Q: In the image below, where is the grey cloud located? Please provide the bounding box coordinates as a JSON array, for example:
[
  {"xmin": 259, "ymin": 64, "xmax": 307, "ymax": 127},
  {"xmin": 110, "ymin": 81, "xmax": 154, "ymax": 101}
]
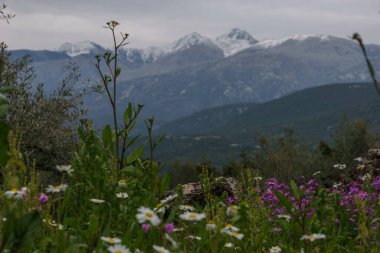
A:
[{"xmin": 1, "ymin": 0, "xmax": 379, "ymax": 50}]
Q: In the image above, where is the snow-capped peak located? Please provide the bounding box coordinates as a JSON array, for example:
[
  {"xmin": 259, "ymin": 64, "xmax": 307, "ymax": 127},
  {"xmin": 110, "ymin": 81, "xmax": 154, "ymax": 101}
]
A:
[
  {"xmin": 218, "ymin": 28, "xmax": 257, "ymax": 44},
  {"xmin": 58, "ymin": 41, "xmax": 104, "ymax": 57},
  {"xmin": 163, "ymin": 32, "xmax": 216, "ymax": 53},
  {"xmin": 255, "ymin": 34, "xmax": 332, "ymax": 49},
  {"xmin": 215, "ymin": 28, "xmax": 258, "ymax": 57}
]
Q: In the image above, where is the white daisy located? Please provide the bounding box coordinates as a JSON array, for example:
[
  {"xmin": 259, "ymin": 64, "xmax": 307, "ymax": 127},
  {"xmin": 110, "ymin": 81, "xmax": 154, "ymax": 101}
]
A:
[
  {"xmin": 136, "ymin": 207, "xmax": 161, "ymax": 226},
  {"xmin": 224, "ymin": 243, "xmax": 234, "ymax": 248},
  {"xmin": 300, "ymin": 233, "xmax": 326, "ymax": 242},
  {"xmin": 226, "ymin": 205, "xmax": 238, "ymax": 217},
  {"xmin": 277, "ymin": 214, "xmax": 291, "ymax": 221},
  {"xmin": 223, "ymin": 230, "xmax": 244, "ymax": 240},
  {"xmin": 206, "ymin": 220, "xmax": 216, "ymax": 231},
  {"xmin": 153, "ymin": 204, "xmax": 165, "ymax": 214},
  {"xmin": 153, "ymin": 245, "xmax": 170, "ymax": 253},
  {"xmin": 90, "ymin": 198, "xmax": 105, "ymax": 204},
  {"xmin": 56, "ymin": 165, "xmax": 73, "ymax": 176},
  {"xmin": 333, "ymin": 164, "xmax": 346, "ymax": 170},
  {"xmin": 107, "ymin": 244, "xmax": 131, "ymax": 253},
  {"xmin": 46, "ymin": 184, "xmax": 68, "ymax": 193},
  {"xmin": 116, "ymin": 192, "xmax": 129, "ymax": 198},
  {"xmin": 221, "ymin": 224, "xmax": 240, "ymax": 232},
  {"xmin": 179, "ymin": 212, "xmax": 206, "ymax": 221},
  {"xmin": 48, "ymin": 220, "xmax": 64, "ymax": 230},
  {"xmin": 185, "ymin": 235, "xmax": 202, "ymax": 240},
  {"xmin": 101, "ymin": 236, "xmax": 121, "ymax": 244},
  {"xmin": 360, "ymin": 173, "xmax": 371, "ymax": 181},
  {"xmin": 179, "ymin": 205, "xmax": 195, "ymax": 211},
  {"xmin": 4, "ymin": 188, "xmax": 27, "ymax": 200},
  {"xmin": 118, "ymin": 179, "xmax": 127, "ymax": 188},
  {"xmin": 270, "ymin": 246, "xmax": 282, "ymax": 253},
  {"xmin": 354, "ymin": 157, "xmax": 364, "ymax": 163},
  {"xmin": 160, "ymin": 194, "xmax": 178, "ymax": 204}
]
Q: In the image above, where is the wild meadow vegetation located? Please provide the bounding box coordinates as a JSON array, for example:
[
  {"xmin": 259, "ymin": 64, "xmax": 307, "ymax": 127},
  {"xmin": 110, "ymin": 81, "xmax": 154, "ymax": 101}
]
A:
[{"xmin": 2, "ymin": 15, "xmax": 380, "ymax": 252}]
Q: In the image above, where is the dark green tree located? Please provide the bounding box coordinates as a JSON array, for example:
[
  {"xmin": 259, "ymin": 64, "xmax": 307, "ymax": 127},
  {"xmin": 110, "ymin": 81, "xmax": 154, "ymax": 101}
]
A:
[{"xmin": 0, "ymin": 43, "xmax": 85, "ymax": 171}]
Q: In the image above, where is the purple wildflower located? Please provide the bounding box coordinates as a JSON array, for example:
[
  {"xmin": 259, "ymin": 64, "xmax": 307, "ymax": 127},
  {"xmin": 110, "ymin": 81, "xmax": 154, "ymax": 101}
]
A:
[
  {"xmin": 141, "ymin": 223, "xmax": 150, "ymax": 233},
  {"xmin": 38, "ymin": 193, "xmax": 49, "ymax": 204},
  {"xmin": 165, "ymin": 223, "xmax": 175, "ymax": 234}
]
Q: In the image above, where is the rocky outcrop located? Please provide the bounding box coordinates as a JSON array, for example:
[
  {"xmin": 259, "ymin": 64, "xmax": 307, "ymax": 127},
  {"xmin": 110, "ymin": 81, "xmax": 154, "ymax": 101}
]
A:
[
  {"xmin": 168, "ymin": 177, "xmax": 239, "ymax": 204},
  {"xmin": 355, "ymin": 149, "xmax": 380, "ymax": 176}
]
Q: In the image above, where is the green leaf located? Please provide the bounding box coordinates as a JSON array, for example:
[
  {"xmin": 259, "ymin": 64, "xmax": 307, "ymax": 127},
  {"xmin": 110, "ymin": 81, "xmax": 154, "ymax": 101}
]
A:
[
  {"xmin": 126, "ymin": 135, "xmax": 140, "ymax": 149},
  {"xmin": 121, "ymin": 165, "xmax": 143, "ymax": 177},
  {"xmin": 160, "ymin": 174, "xmax": 171, "ymax": 195},
  {"xmin": 290, "ymin": 180, "xmax": 300, "ymax": 199},
  {"xmin": 0, "ymin": 93, "xmax": 8, "ymax": 119},
  {"xmin": 231, "ymin": 215, "xmax": 241, "ymax": 223},
  {"xmin": 126, "ymin": 146, "xmax": 144, "ymax": 164},
  {"xmin": 102, "ymin": 124, "xmax": 113, "ymax": 149},
  {"xmin": 115, "ymin": 67, "xmax": 121, "ymax": 78},
  {"xmin": 104, "ymin": 75, "xmax": 109, "ymax": 85},
  {"xmin": 2, "ymin": 211, "xmax": 42, "ymax": 252},
  {"xmin": 86, "ymin": 214, "xmax": 100, "ymax": 241},
  {"xmin": 274, "ymin": 191, "xmax": 293, "ymax": 214},
  {"xmin": 0, "ymin": 104, "xmax": 8, "ymax": 118},
  {"xmin": 123, "ymin": 103, "xmax": 132, "ymax": 124},
  {"xmin": 153, "ymin": 133, "xmax": 166, "ymax": 149}
]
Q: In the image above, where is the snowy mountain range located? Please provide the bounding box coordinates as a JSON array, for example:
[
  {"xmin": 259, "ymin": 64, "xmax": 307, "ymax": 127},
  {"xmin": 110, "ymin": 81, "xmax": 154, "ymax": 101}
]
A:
[
  {"xmin": 56, "ymin": 28, "xmax": 260, "ymax": 63},
  {"xmin": 9, "ymin": 28, "xmax": 380, "ymax": 131},
  {"xmin": 55, "ymin": 29, "xmax": 342, "ymax": 63}
]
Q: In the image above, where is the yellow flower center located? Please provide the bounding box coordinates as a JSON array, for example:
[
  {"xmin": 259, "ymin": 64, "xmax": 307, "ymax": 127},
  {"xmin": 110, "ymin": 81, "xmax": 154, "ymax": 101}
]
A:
[
  {"xmin": 115, "ymin": 250, "xmax": 122, "ymax": 253},
  {"xmin": 189, "ymin": 213, "xmax": 197, "ymax": 219},
  {"xmin": 232, "ymin": 232, "xmax": 239, "ymax": 237},
  {"xmin": 108, "ymin": 238, "xmax": 114, "ymax": 243},
  {"xmin": 226, "ymin": 224, "xmax": 233, "ymax": 228},
  {"xmin": 145, "ymin": 212, "xmax": 153, "ymax": 218},
  {"xmin": 11, "ymin": 188, "xmax": 18, "ymax": 193},
  {"xmin": 207, "ymin": 220, "xmax": 215, "ymax": 224}
]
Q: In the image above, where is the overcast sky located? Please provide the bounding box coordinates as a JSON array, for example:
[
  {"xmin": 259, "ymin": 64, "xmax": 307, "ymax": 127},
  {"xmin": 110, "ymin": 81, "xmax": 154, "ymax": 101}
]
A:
[{"xmin": 2, "ymin": 0, "xmax": 380, "ymax": 50}]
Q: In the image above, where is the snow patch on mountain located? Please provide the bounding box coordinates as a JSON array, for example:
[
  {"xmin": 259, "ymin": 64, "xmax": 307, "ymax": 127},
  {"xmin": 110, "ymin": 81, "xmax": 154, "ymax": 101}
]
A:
[
  {"xmin": 255, "ymin": 34, "xmax": 332, "ymax": 49},
  {"xmin": 163, "ymin": 32, "xmax": 216, "ymax": 53},
  {"xmin": 58, "ymin": 41, "xmax": 103, "ymax": 57},
  {"xmin": 215, "ymin": 28, "xmax": 258, "ymax": 57},
  {"xmin": 125, "ymin": 32, "xmax": 219, "ymax": 64}
]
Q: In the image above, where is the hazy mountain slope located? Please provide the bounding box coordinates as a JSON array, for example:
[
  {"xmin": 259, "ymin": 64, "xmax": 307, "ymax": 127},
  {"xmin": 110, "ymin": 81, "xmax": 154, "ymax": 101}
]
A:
[
  {"xmin": 155, "ymin": 82, "xmax": 380, "ymax": 165},
  {"xmin": 158, "ymin": 103, "xmax": 257, "ymax": 135},
  {"xmin": 217, "ymin": 82, "xmax": 380, "ymax": 136}
]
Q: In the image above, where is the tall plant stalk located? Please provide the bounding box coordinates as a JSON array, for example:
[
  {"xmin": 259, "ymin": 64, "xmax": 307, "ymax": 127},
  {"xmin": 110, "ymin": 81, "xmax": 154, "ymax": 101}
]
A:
[
  {"xmin": 352, "ymin": 33, "xmax": 380, "ymax": 97},
  {"xmin": 95, "ymin": 21, "xmax": 142, "ymax": 172}
]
